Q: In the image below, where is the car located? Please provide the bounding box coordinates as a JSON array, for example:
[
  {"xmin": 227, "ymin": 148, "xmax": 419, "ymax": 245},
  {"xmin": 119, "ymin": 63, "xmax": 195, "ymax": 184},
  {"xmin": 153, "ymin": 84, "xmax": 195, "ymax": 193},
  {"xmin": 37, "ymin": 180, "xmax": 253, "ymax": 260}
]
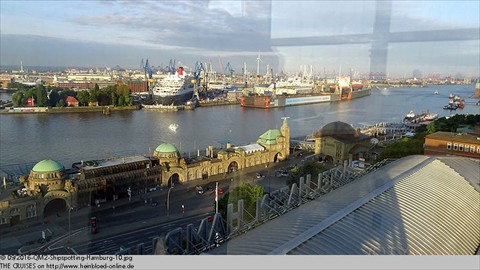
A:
[
  {"xmin": 255, "ymin": 173, "xmax": 265, "ymax": 179},
  {"xmin": 207, "ymin": 216, "xmax": 214, "ymax": 222},
  {"xmin": 196, "ymin": 185, "xmax": 204, "ymax": 194}
]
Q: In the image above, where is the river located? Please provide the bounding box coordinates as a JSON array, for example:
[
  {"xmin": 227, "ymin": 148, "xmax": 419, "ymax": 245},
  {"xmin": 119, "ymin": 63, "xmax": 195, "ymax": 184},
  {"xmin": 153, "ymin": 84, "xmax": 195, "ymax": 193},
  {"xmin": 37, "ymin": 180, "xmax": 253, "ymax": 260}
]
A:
[{"xmin": 0, "ymin": 84, "xmax": 478, "ymax": 175}]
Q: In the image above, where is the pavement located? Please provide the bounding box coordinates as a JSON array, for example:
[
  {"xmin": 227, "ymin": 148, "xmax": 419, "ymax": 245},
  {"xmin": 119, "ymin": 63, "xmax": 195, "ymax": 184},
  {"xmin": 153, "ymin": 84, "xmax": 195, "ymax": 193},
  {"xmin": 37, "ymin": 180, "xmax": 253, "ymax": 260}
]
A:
[{"xmin": 0, "ymin": 153, "xmax": 306, "ymax": 255}]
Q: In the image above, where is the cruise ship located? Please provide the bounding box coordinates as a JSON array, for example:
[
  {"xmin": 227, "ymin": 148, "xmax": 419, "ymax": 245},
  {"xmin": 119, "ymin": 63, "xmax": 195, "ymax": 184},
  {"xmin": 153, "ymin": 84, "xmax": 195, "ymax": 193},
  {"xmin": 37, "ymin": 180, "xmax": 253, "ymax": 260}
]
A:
[{"xmin": 151, "ymin": 67, "xmax": 196, "ymax": 105}]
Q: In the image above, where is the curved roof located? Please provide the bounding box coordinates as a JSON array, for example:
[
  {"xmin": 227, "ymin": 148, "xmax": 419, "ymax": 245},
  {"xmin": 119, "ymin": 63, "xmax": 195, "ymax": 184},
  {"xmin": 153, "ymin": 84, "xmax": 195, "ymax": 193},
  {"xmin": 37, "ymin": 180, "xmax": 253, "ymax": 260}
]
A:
[
  {"xmin": 315, "ymin": 121, "xmax": 357, "ymax": 137},
  {"xmin": 155, "ymin": 143, "xmax": 177, "ymax": 153},
  {"xmin": 32, "ymin": 159, "xmax": 64, "ymax": 172},
  {"xmin": 207, "ymin": 155, "xmax": 480, "ymax": 255}
]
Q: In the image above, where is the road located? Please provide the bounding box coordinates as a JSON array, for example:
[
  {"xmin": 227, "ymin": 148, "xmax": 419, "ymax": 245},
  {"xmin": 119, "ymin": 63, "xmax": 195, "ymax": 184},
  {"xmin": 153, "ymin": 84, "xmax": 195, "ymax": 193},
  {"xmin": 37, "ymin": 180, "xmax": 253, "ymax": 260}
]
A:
[{"xmin": 1, "ymin": 151, "xmax": 306, "ymax": 255}]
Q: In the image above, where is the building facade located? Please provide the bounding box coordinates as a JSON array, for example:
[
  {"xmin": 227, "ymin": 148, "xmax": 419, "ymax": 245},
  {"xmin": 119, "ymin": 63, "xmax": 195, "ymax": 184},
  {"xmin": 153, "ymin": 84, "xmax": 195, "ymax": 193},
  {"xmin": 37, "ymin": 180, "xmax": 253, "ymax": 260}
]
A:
[
  {"xmin": 154, "ymin": 118, "xmax": 290, "ymax": 186},
  {"xmin": 424, "ymin": 131, "xmax": 480, "ymax": 158},
  {"xmin": 313, "ymin": 121, "xmax": 371, "ymax": 164},
  {"xmin": 0, "ymin": 120, "xmax": 290, "ymax": 226}
]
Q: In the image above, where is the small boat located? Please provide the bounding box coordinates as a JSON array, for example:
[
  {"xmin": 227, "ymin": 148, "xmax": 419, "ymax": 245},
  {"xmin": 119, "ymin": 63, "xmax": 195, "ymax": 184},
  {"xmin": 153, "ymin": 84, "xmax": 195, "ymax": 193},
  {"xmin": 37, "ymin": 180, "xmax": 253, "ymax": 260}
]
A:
[
  {"xmin": 443, "ymin": 104, "xmax": 458, "ymax": 110},
  {"xmin": 434, "ymin": 90, "xmax": 439, "ymax": 95},
  {"xmin": 419, "ymin": 113, "xmax": 438, "ymax": 122},
  {"xmin": 405, "ymin": 110, "xmax": 416, "ymax": 119},
  {"xmin": 169, "ymin": 123, "xmax": 179, "ymax": 133}
]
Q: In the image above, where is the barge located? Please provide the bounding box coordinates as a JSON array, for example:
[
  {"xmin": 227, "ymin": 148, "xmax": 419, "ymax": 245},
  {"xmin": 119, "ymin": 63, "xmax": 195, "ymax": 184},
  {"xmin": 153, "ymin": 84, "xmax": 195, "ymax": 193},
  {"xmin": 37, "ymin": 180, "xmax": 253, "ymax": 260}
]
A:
[{"xmin": 240, "ymin": 88, "xmax": 371, "ymax": 108}]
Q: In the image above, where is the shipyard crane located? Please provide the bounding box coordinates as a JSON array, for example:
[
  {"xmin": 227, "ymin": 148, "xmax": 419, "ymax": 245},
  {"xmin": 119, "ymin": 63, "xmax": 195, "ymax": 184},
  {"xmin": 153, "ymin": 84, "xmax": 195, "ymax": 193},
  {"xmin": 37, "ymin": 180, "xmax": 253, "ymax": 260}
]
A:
[
  {"xmin": 140, "ymin": 58, "xmax": 153, "ymax": 79},
  {"xmin": 225, "ymin": 62, "xmax": 234, "ymax": 77},
  {"xmin": 166, "ymin": 59, "xmax": 176, "ymax": 74},
  {"xmin": 193, "ymin": 61, "xmax": 207, "ymax": 99}
]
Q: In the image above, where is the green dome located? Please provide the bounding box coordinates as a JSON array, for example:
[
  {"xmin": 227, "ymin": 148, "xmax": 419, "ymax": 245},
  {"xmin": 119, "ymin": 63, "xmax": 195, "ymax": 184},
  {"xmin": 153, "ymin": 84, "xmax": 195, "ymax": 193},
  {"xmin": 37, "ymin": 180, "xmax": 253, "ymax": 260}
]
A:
[
  {"xmin": 32, "ymin": 159, "xmax": 64, "ymax": 172},
  {"xmin": 155, "ymin": 143, "xmax": 178, "ymax": 153}
]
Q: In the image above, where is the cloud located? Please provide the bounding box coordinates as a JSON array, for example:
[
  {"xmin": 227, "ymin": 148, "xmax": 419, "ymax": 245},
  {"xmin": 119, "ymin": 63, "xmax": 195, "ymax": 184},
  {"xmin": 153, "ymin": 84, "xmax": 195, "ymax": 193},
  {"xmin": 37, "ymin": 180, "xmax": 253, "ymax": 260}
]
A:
[{"xmin": 67, "ymin": 1, "xmax": 271, "ymax": 52}]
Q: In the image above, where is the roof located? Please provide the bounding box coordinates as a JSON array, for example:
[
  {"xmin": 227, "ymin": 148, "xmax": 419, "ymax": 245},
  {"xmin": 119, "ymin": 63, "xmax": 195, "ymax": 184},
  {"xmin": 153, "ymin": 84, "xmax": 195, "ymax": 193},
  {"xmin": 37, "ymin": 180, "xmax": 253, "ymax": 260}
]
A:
[
  {"xmin": 257, "ymin": 129, "xmax": 282, "ymax": 145},
  {"xmin": 426, "ymin": 131, "xmax": 480, "ymax": 144},
  {"xmin": 32, "ymin": 159, "xmax": 65, "ymax": 172},
  {"xmin": 235, "ymin": 143, "xmax": 264, "ymax": 154},
  {"xmin": 155, "ymin": 143, "xmax": 178, "ymax": 153},
  {"xmin": 315, "ymin": 121, "xmax": 357, "ymax": 137},
  {"xmin": 66, "ymin": 96, "xmax": 78, "ymax": 102},
  {"xmin": 207, "ymin": 155, "xmax": 480, "ymax": 255},
  {"xmin": 82, "ymin": 155, "xmax": 150, "ymax": 170}
]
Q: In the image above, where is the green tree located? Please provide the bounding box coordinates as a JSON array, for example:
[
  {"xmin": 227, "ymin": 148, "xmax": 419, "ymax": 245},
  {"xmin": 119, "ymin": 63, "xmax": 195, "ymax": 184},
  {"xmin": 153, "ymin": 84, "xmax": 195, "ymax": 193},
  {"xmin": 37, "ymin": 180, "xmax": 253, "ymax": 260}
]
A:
[
  {"xmin": 76, "ymin": 90, "xmax": 90, "ymax": 106},
  {"xmin": 12, "ymin": 91, "xmax": 25, "ymax": 106},
  {"xmin": 56, "ymin": 99, "xmax": 65, "ymax": 107},
  {"xmin": 376, "ymin": 137, "xmax": 424, "ymax": 161},
  {"xmin": 426, "ymin": 122, "xmax": 436, "ymax": 134},
  {"xmin": 218, "ymin": 182, "xmax": 266, "ymax": 223},
  {"xmin": 116, "ymin": 84, "xmax": 131, "ymax": 106},
  {"xmin": 286, "ymin": 161, "xmax": 327, "ymax": 187},
  {"xmin": 35, "ymin": 85, "xmax": 48, "ymax": 107},
  {"xmin": 47, "ymin": 89, "xmax": 60, "ymax": 107}
]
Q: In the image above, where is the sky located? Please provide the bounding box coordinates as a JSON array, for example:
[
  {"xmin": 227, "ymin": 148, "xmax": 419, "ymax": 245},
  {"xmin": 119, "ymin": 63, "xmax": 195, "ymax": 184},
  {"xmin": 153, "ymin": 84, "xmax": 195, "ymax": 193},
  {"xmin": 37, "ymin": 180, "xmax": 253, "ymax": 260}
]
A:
[{"xmin": 0, "ymin": 0, "xmax": 479, "ymax": 77}]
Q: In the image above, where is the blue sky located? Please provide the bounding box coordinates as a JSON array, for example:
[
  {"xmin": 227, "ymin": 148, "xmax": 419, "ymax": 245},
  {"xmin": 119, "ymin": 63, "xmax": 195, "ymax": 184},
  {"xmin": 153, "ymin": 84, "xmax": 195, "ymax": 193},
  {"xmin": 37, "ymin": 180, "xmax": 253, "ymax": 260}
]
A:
[{"xmin": 1, "ymin": 0, "xmax": 479, "ymax": 77}]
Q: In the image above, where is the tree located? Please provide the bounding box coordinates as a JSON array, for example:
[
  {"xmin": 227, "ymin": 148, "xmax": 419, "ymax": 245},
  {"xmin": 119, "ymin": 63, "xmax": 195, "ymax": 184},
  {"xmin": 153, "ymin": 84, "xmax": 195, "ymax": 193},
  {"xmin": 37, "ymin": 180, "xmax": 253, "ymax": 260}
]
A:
[
  {"xmin": 47, "ymin": 89, "xmax": 60, "ymax": 107},
  {"xmin": 12, "ymin": 91, "xmax": 25, "ymax": 106},
  {"xmin": 218, "ymin": 183, "xmax": 266, "ymax": 223},
  {"xmin": 426, "ymin": 122, "xmax": 436, "ymax": 134},
  {"xmin": 76, "ymin": 90, "xmax": 90, "ymax": 106},
  {"xmin": 116, "ymin": 84, "xmax": 131, "ymax": 106},
  {"xmin": 286, "ymin": 161, "xmax": 327, "ymax": 187},
  {"xmin": 35, "ymin": 85, "xmax": 48, "ymax": 107}
]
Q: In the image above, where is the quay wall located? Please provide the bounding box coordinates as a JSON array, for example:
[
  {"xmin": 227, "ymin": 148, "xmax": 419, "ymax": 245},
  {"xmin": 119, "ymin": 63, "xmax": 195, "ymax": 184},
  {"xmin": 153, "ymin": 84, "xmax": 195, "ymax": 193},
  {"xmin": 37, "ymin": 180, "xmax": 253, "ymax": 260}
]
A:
[{"xmin": 0, "ymin": 105, "xmax": 140, "ymax": 114}]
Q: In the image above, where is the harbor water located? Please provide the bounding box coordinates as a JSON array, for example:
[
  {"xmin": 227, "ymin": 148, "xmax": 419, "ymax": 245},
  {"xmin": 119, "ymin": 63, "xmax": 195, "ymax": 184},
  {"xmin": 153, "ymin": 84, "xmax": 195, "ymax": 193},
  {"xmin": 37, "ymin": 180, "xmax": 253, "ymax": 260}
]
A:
[{"xmin": 0, "ymin": 84, "xmax": 478, "ymax": 175}]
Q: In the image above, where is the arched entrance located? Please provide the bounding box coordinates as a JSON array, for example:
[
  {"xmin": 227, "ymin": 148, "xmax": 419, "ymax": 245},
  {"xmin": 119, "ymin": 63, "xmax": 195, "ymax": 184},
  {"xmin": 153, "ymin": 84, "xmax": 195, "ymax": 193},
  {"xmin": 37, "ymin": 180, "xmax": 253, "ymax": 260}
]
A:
[
  {"xmin": 168, "ymin": 173, "xmax": 180, "ymax": 187},
  {"xmin": 273, "ymin": 152, "xmax": 284, "ymax": 163},
  {"xmin": 43, "ymin": 198, "xmax": 67, "ymax": 217},
  {"xmin": 227, "ymin": 161, "xmax": 239, "ymax": 173}
]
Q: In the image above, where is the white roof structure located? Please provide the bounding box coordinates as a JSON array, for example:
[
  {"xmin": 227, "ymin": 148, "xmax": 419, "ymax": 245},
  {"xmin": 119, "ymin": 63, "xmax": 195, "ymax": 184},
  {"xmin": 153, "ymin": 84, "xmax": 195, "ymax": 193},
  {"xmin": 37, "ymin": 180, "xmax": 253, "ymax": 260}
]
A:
[
  {"xmin": 208, "ymin": 155, "xmax": 480, "ymax": 255},
  {"xmin": 235, "ymin": 143, "xmax": 265, "ymax": 154},
  {"xmin": 83, "ymin": 155, "xmax": 150, "ymax": 170}
]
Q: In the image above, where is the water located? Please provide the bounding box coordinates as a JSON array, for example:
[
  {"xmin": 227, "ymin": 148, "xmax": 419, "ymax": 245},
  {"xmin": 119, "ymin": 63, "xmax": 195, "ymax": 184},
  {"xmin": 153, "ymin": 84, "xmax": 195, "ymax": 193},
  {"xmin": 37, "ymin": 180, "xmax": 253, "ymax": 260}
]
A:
[{"xmin": 0, "ymin": 84, "xmax": 478, "ymax": 171}]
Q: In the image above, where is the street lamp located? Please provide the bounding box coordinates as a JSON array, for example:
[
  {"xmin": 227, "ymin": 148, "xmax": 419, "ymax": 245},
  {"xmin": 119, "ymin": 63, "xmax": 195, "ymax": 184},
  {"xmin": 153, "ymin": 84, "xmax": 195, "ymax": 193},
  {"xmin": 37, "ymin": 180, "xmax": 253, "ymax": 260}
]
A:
[
  {"xmin": 68, "ymin": 207, "xmax": 73, "ymax": 244},
  {"xmin": 166, "ymin": 186, "xmax": 174, "ymax": 217}
]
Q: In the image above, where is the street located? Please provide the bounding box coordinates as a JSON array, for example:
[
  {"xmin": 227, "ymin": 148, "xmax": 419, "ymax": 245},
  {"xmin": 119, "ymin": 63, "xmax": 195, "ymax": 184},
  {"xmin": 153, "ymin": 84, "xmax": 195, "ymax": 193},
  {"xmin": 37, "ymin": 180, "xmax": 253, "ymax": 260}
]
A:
[{"xmin": 0, "ymin": 151, "xmax": 307, "ymax": 255}]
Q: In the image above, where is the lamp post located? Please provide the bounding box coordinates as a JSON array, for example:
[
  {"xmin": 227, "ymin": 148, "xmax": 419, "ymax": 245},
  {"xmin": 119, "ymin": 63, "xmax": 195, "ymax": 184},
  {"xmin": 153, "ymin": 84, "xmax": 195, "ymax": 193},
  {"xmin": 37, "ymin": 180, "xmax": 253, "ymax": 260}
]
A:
[
  {"xmin": 68, "ymin": 207, "xmax": 73, "ymax": 244},
  {"xmin": 166, "ymin": 186, "xmax": 174, "ymax": 216}
]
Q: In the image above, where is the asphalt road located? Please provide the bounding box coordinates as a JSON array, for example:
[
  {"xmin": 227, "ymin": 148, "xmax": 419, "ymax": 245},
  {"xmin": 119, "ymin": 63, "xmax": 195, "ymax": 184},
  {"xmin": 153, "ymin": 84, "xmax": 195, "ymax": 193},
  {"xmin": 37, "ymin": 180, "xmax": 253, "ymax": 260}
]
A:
[{"xmin": 1, "ymin": 150, "xmax": 307, "ymax": 255}]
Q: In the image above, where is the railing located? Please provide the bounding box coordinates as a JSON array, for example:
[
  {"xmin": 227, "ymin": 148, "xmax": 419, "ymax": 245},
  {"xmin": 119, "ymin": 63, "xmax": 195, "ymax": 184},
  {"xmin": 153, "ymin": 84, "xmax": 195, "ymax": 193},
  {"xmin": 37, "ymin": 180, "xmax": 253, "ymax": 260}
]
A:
[{"xmin": 115, "ymin": 158, "xmax": 396, "ymax": 255}]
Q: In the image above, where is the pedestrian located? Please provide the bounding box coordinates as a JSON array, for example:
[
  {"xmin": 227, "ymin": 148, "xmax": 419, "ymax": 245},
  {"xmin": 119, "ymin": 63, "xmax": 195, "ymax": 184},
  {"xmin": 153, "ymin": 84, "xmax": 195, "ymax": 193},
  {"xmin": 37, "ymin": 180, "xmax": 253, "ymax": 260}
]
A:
[{"xmin": 181, "ymin": 204, "xmax": 185, "ymax": 215}]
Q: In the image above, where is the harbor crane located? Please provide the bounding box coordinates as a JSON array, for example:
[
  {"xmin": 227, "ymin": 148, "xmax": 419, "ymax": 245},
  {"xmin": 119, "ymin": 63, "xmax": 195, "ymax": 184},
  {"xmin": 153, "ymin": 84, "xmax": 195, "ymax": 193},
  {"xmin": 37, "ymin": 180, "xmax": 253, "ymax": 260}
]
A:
[
  {"xmin": 140, "ymin": 58, "xmax": 153, "ymax": 79},
  {"xmin": 193, "ymin": 61, "xmax": 207, "ymax": 98},
  {"xmin": 225, "ymin": 62, "xmax": 234, "ymax": 77}
]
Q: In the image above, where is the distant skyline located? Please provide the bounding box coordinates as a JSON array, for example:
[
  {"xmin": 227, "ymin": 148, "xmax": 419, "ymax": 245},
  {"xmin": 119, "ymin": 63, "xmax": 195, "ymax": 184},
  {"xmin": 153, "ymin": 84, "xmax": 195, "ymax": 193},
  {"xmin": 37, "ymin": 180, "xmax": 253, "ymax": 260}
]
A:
[{"xmin": 1, "ymin": 0, "xmax": 479, "ymax": 77}]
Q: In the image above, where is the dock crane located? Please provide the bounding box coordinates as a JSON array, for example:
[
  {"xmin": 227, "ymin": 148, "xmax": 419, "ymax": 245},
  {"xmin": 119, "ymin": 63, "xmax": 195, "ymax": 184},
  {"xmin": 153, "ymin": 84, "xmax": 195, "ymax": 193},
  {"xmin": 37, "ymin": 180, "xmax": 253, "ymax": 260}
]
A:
[
  {"xmin": 224, "ymin": 62, "xmax": 234, "ymax": 77},
  {"xmin": 167, "ymin": 59, "xmax": 176, "ymax": 74},
  {"xmin": 141, "ymin": 58, "xmax": 154, "ymax": 94},
  {"xmin": 193, "ymin": 61, "xmax": 206, "ymax": 99},
  {"xmin": 140, "ymin": 58, "xmax": 153, "ymax": 80}
]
